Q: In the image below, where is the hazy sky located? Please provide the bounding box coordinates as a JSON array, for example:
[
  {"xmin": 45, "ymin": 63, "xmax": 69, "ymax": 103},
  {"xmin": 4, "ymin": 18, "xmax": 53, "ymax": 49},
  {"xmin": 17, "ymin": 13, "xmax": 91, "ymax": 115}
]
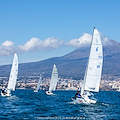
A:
[{"xmin": 0, "ymin": 0, "xmax": 120, "ymax": 65}]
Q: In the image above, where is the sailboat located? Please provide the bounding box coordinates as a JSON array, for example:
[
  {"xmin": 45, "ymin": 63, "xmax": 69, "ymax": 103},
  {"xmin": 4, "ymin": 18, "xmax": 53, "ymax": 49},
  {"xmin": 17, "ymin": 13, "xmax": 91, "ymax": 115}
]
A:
[
  {"xmin": 45, "ymin": 64, "xmax": 58, "ymax": 95},
  {"xmin": 117, "ymin": 87, "xmax": 120, "ymax": 92},
  {"xmin": 72, "ymin": 28, "xmax": 103, "ymax": 104},
  {"xmin": 34, "ymin": 74, "xmax": 42, "ymax": 92},
  {"xmin": 1, "ymin": 53, "xmax": 18, "ymax": 97}
]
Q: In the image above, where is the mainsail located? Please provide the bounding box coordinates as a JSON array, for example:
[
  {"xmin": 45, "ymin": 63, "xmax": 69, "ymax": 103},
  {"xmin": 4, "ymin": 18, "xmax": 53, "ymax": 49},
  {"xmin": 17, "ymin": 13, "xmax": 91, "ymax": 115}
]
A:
[
  {"xmin": 81, "ymin": 28, "xmax": 103, "ymax": 95},
  {"xmin": 7, "ymin": 53, "xmax": 18, "ymax": 91},
  {"xmin": 49, "ymin": 64, "xmax": 58, "ymax": 92},
  {"xmin": 36, "ymin": 74, "xmax": 42, "ymax": 91}
]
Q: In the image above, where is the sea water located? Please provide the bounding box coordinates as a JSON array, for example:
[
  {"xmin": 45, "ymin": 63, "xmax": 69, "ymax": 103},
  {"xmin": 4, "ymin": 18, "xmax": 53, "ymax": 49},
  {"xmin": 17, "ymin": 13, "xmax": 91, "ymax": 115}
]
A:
[{"xmin": 0, "ymin": 90, "xmax": 120, "ymax": 120}]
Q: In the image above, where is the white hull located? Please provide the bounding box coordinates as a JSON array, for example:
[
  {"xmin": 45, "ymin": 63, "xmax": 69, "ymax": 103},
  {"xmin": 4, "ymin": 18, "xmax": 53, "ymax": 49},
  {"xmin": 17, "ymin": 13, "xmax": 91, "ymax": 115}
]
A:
[
  {"xmin": 45, "ymin": 91, "xmax": 54, "ymax": 95},
  {"xmin": 34, "ymin": 90, "xmax": 38, "ymax": 92},
  {"xmin": 117, "ymin": 87, "xmax": 120, "ymax": 92},
  {"xmin": 1, "ymin": 91, "xmax": 11, "ymax": 97},
  {"xmin": 71, "ymin": 96, "xmax": 96, "ymax": 104}
]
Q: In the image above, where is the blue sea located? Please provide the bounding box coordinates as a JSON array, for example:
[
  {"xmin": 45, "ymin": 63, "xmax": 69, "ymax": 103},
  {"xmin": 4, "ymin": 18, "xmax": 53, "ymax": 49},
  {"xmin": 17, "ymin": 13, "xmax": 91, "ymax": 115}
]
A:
[{"xmin": 0, "ymin": 90, "xmax": 120, "ymax": 120}]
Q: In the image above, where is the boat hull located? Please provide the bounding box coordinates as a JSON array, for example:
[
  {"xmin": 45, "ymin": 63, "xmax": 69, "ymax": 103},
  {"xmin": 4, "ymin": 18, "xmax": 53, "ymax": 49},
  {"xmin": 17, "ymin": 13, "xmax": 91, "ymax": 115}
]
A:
[
  {"xmin": 1, "ymin": 92, "xmax": 11, "ymax": 97},
  {"xmin": 71, "ymin": 96, "xmax": 96, "ymax": 104},
  {"xmin": 34, "ymin": 90, "xmax": 38, "ymax": 92},
  {"xmin": 45, "ymin": 91, "xmax": 54, "ymax": 95}
]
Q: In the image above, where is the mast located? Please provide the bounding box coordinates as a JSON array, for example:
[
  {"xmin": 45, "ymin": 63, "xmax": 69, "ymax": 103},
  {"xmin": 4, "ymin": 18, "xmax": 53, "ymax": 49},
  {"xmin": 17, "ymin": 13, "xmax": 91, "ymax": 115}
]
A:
[{"xmin": 81, "ymin": 28, "xmax": 95, "ymax": 96}]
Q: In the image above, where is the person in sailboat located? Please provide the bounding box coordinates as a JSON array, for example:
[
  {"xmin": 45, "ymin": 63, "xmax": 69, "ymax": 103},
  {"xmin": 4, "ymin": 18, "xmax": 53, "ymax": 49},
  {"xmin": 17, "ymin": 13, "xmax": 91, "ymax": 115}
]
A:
[
  {"xmin": 45, "ymin": 89, "xmax": 50, "ymax": 94},
  {"xmin": 76, "ymin": 91, "xmax": 81, "ymax": 98},
  {"xmin": 1, "ymin": 89, "xmax": 7, "ymax": 95},
  {"xmin": 75, "ymin": 91, "xmax": 79, "ymax": 98},
  {"xmin": 72, "ymin": 91, "xmax": 81, "ymax": 99}
]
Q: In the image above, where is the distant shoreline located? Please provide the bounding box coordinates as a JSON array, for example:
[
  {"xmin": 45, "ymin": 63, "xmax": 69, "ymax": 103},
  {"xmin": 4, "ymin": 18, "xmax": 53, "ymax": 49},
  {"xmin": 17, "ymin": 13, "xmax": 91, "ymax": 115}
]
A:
[{"xmin": 15, "ymin": 88, "xmax": 119, "ymax": 92}]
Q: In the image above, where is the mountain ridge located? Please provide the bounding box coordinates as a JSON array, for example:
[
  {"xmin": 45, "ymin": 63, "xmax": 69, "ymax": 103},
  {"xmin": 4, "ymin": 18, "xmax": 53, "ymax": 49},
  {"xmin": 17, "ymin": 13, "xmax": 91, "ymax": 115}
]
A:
[{"xmin": 0, "ymin": 39, "xmax": 120, "ymax": 80}]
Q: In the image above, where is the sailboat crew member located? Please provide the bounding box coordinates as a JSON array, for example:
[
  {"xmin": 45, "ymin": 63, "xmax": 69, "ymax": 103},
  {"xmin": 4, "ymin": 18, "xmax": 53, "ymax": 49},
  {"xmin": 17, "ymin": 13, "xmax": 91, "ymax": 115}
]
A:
[
  {"xmin": 1, "ymin": 89, "xmax": 7, "ymax": 95},
  {"xmin": 75, "ymin": 91, "xmax": 81, "ymax": 98}
]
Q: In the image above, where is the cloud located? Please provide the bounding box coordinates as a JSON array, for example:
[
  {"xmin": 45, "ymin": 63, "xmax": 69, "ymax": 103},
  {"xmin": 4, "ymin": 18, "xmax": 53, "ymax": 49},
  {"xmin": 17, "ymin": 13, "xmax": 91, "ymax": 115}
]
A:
[
  {"xmin": 18, "ymin": 37, "xmax": 63, "ymax": 52},
  {"xmin": 66, "ymin": 33, "xmax": 92, "ymax": 47},
  {"xmin": 2, "ymin": 40, "xmax": 14, "ymax": 46},
  {"xmin": 18, "ymin": 37, "xmax": 41, "ymax": 52},
  {"xmin": 0, "ymin": 37, "xmax": 63, "ymax": 56},
  {"xmin": 0, "ymin": 32, "xmax": 114, "ymax": 56},
  {"xmin": 0, "ymin": 40, "xmax": 16, "ymax": 56},
  {"xmin": 99, "ymin": 32, "xmax": 113, "ymax": 46},
  {"xmin": 42, "ymin": 37, "xmax": 63, "ymax": 48},
  {"xmin": 66, "ymin": 32, "xmax": 113, "ymax": 47}
]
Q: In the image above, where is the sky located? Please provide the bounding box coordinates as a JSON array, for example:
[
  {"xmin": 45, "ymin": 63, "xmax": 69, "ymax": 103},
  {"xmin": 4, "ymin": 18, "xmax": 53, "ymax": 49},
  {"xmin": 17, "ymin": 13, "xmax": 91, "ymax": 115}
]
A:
[{"xmin": 0, "ymin": 0, "xmax": 120, "ymax": 65}]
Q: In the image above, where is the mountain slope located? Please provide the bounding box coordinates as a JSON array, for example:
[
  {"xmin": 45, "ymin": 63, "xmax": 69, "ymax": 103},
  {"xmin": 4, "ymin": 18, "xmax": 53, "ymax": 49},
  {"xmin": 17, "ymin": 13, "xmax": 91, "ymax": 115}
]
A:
[{"xmin": 0, "ymin": 40, "xmax": 120, "ymax": 79}]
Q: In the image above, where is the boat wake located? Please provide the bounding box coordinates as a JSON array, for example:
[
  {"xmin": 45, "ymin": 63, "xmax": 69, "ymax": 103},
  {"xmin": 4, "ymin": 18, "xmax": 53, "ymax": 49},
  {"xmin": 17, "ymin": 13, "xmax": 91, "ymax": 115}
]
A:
[
  {"xmin": 97, "ymin": 102, "xmax": 110, "ymax": 107},
  {"xmin": 68, "ymin": 99, "xmax": 97, "ymax": 105},
  {"xmin": 68, "ymin": 101, "xmax": 83, "ymax": 105}
]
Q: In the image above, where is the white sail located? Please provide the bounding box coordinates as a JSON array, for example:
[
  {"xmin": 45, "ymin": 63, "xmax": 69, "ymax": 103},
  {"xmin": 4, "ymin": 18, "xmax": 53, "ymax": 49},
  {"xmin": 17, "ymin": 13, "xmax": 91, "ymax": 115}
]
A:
[
  {"xmin": 49, "ymin": 64, "xmax": 58, "ymax": 92},
  {"xmin": 36, "ymin": 74, "xmax": 42, "ymax": 91},
  {"xmin": 81, "ymin": 28, "xmax": 103, "ymax": 95},
  {"xmin": 7, "ymin": 53, "xmax": 18, "ymax": 91}
]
